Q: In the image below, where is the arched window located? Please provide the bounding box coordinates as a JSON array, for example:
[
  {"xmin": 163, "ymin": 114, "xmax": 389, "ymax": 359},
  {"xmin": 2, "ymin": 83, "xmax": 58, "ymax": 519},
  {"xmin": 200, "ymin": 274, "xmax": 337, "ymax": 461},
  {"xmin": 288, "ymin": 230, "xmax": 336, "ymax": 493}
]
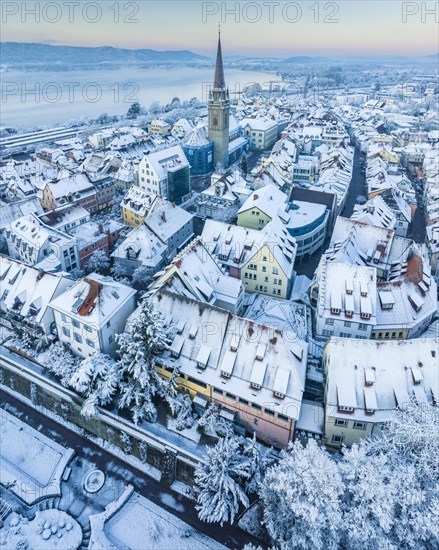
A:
[{"xmin": 213, "ymin": 117, "xmax": 218, "ymax": 127}]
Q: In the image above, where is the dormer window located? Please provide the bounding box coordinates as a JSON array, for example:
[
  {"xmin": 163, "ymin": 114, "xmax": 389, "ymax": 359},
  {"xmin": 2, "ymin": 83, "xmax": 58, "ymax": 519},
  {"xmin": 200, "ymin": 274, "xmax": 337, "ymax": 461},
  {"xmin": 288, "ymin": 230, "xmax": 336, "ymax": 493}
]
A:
[
  {"xmin": 331, "ymin": 307, "xmax": 340, "ymax": 315},
  {"xmin": 338, "ymin": 405, "xmax": 354, "ymax": 413},
  {"xmin": 345, "ymin": 309, "xmax": 353, "ymax": 318},
  {"xmin": 251, "ymin": 382, "xmax": 261, "ymax": 390},
  {"xmin": 360, "ymin": 312, "xmax": 370, "ymax": 320},
  {"xmin": 221, "ymin": 370, "xmax": 231, "ymax": 379},
  {"xmin": 365, "ymin": 408, "xmax": 375, "ymax": 415},
  {"xmin": 274, "ymin": 391, "xmax": 285, "ymax": 399}
]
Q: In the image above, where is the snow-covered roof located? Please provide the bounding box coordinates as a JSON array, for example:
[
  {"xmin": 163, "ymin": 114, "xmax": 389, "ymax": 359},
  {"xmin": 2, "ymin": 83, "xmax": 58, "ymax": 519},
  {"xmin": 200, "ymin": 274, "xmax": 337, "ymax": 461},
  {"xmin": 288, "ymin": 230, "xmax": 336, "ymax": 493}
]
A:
[
  {"xmin": 150, "ymin": 290, "xmax": 305, "ymax": 420},
  {"xmin": 7, "ymin": 213, "xmax": 76, "ymax": 251},
  {"xmin": 112, "ymin": 223, "xmax": 167, "ymax": 269},
  {"xmin": 0, "ymin": 255, "xmax": 71, "ymax": 325},
  {"xmin": 143, "ymin": 145, "xmax": 189, "ymax": 180},
  {"xmin": 145, "ymin": 197, "xmax": 193, "ymax": 244},
  {"xmin": 325, "ymin": 337, "xmax": 439, "ymax": 422},
  {"xmin": 121, "ymin": 186, "xmax": 155, "ymax": 217},
  {"xmin": 49, "ymin": 273, "xmax": 135, "ymax": 328},
  {"xmin": 0, "ymin": 197, "xmax": 44, "ymax": 229},
  {"xmin": 151, "ymin": 239, "xmax": 243, "ymax": 312},
  {"xmin": 351, "ymin": 195, "xmax": 396, "ymax": 230},
  {"xmin": 316, "ymin": 259, "xmax": 377, "ymax": 326}
]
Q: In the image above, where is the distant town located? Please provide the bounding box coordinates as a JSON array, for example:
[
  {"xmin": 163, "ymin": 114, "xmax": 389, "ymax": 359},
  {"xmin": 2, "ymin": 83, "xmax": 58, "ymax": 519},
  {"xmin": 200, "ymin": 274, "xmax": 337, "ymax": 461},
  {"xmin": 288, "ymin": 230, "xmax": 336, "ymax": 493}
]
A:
[{"xmin": 0, "ymin": 29, "xmax": 438, "ymax": 550}]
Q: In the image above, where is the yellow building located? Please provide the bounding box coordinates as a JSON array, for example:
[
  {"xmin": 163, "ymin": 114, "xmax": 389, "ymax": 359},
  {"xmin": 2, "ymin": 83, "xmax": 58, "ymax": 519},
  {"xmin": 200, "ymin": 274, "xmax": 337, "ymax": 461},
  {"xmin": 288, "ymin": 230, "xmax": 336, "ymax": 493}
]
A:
[
  {"xmin": 202, "ymin": 218, "xmax": 296, "ymax": 301},
  {"xmin": 121, "ymin": 186, "xmax": 154, "ymax": 227},
  {"xmin": 237, "ymin": 185, "xmax": 287, "ymax": 231}
]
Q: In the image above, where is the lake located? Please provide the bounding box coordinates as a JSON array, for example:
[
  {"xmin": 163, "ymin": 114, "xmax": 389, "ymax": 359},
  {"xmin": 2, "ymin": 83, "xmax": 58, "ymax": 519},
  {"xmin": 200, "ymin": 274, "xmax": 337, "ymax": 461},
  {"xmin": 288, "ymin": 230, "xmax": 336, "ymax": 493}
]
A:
[{"xmin": 0, "ymin": 66, "xmax": 277, "ymax": 129}]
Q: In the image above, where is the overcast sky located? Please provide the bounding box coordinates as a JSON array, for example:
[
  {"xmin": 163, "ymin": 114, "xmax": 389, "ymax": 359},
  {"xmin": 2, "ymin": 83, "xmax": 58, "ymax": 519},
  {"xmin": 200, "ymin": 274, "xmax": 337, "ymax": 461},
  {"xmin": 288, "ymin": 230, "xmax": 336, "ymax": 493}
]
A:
[{"xmin": 2, "ymin": 1, "xmax": 438, "ymax": 56}]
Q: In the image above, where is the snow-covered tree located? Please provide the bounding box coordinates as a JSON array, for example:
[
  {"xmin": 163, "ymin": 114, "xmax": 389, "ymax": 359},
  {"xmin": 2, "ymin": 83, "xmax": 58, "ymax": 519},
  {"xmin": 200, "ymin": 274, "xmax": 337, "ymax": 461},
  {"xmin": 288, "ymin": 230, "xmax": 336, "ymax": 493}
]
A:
[
  {"xmin": 340, "ymin": 443, "xmax": 397, "ymax": 550},
  {"xmin": 69, "ymin": 352, "xmax": 119, "ymax": 417},
  {"xmin": 132, "ymin": 266, "xmax": 151, "ymax": 287},
  {"xmin": 85, "ymin": 249, "xmax": 110, "ymax": 274},
  {"xmin": 117, "ymin": 299, "xmax": 171, "ymax": 424},
  {"xmin": 243, "ymin": 433, "xmax": 276, "ymax": 494},
  {"xmin": 44, "ymin": 342, "xmax": 80, "ymax": 386},
  {"xmin": 112, "ymin": 262, "xmax": 128, "ymax": 281},
  {"xmin": 259, "ymin": 439, "xmax": 343, "ymax": 550},
  {"xmin": 198, "ymin": 403, "xmax": 233, "ymax": 438},
  {"xmin": 195, "ymin": 435, "xmax": 251, "ymax": 526},
  {"xmin": 173, "ymin": 394, "xmax": 195, "ymax": 431}
]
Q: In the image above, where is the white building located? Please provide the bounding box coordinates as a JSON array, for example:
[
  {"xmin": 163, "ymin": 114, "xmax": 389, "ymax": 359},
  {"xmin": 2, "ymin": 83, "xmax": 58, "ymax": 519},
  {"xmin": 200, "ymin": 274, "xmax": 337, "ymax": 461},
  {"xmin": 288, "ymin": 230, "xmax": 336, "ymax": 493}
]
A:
[
  {"xmin": 0, "ymin": 256, "xmax": 72, "ymax": 336},
  {"xmin": 314, "ymin": 259, "xmax": 377, "ymax": 340},
  {"xmin": 240, "ymin": 117, "xmax": 278, "ymax": 150},
  {"xmin": 5, "ymin": 213, "xmax": 79, "ymax": 273},
  {"xmin": 138, "ymin": 145, "xmax": 190, "ymax": 205},
  {"xmin": 324, "ymin": 337, "xmax": 439, "ymax": 448},
  {"xmin": 49, "ymin": 274, "xmax": 136, "ymax": 358}
]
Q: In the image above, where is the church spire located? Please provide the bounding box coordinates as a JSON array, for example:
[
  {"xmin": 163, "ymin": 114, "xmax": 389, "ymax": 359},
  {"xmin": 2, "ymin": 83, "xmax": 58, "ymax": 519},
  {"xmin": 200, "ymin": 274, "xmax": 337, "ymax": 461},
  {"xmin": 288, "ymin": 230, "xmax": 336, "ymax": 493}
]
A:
[{"xmin": 213, "ymin": 27, "xmax": 225, "ymax": 90}]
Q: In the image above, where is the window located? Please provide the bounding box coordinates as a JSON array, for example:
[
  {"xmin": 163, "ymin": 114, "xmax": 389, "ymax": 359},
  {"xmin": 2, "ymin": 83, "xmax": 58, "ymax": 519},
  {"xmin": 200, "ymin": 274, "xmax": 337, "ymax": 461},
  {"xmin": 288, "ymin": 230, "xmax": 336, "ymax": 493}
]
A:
[
  {"xmin": 106, "ymin": 320, "xmax": 111, "ymax": 328},
  {"xmin": 109, "ymin": 335, "xmax": 113, "ymax": 344},
  {"xmin": 252, "ymin": 403, "xmax": 261, "ymax": 410},
  {"xmin": 278, "ymin": 414, "xmax": 289, "ymax": 422},
  {"xmin": 73, "ymin": 332, "xmax": 82, "ymax": 343},
  {"xmin": 62, "ymin": 326, "xmax": 70, "ymax": 337},
  {"xmin": 344, "ymin": 321, "xmax": 351, "ymax": 327},
  {"xmin": 226, "ymin": 392, "xmax": 235, "ymax": 400},
  {"xmin": 213, "ymin": 387, "xmax": 223, "ymax": 395},
  {"xmin": 353, "ymin": 421, "xmax": 366, "ymax": 429},
  {"xmin": 272, "ymin": 268, "xmax": 279, "ymax": 275},
  {"xmin": 326, "ymin": 318, "xmax": 334, "ymax": 325},
  {"xmin": 335, "ymin": 419, "xmax": 348, "ymax": 427},
  {"xmin": 73, "ymin": 319, "xmax": 80, "ymax": 329},
  {"xmin": 262, "ymin": 256, "xmax": 267, "ymax": 261},
  {"xmin": 61, "ymin": 313, "xmax": 68, "ymax": 323},
  {"xmin": 265, "ymin": 409, "xmax": 274, "ymax": 416},
  {"xmin": 84, "ymin": 325, "xmax": 93, "ymax": 333},
  {"xmin": 359, "ymin": 323, "xmax": 368, "ymax": 331},
  {"xmin": 86, "ymin": 339, "xmax": 95, "ymax": 348},
  {"xmin": 331, "ymin": 435, "xmax": 344, "ymax": 444},
  {"xmin": 239, "ymin": 398, "xmax": 249, "ymax": 405},
  {"xmin": 338, "ymin": 406, "xmax": 354, "ymax": 413}
]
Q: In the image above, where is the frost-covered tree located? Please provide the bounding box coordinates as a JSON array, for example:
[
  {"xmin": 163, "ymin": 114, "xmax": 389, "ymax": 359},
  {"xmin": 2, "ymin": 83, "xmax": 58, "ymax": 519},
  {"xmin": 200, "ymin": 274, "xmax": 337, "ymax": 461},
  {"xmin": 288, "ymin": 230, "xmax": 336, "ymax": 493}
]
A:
[
  {"xmin": 340, "ymin": 443, "xmax": 397, "ymax": 550},
  {"xmin": 259, "ymin": 439, "xmax": 343, "ymax": 550},
  {"xmin": 112, "ymin": 262, "xmax": 128, "ymax": 281},
  {"xmin": 198, "ymin": 403, "xmax": 233, "ymax": 438},
  {"xmin": 117, "ymin": 299, "xmax": 171, "ymax": 424},
  {"xmin": 132, "ymin": 266, "xmax": 151, "ymax": 287},
  {"xmin": 44, "ymin": 342, "xmax": 80, "ymax": 386},
  {"xmin": 85, "ymin": 249, "xmax": 110, "ymax": 274},
  {"xmin": 195, "ymin": 435, "xmax": 251, "ymax": 526},
  {"xmin": 173, "ymin": 394, "xmax": 195, "ymax": 431},
  {"xmin": 243, "ymin": 433, "xmax": 276, "ymax": 495},
  {"xmin": 69, "ymin": 352, "xmax": 119, "ymax": 417}
]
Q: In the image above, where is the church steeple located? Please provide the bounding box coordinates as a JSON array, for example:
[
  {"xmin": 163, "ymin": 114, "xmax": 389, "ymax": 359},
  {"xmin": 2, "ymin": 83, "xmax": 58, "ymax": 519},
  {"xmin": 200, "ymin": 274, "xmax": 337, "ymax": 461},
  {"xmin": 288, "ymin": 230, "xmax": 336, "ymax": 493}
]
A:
[
  {"xmin": 213, "ymin": 29, "xmax": 225, "ymax": 90},
  {"xmin": 208, "ymin": 28, "xmax": 230, "ymax": 170}
]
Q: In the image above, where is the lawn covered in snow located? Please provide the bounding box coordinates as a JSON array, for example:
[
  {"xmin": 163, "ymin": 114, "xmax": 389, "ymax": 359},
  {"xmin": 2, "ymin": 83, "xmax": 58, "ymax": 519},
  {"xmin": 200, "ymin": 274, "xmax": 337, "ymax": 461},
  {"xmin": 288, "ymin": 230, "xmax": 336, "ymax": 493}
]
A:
[
  {"xmin": 91, "ymin": 492, "xmax": 227, "ymax": 550},
  {"xmin": 0, "ymin": 409, "xmax": 74, "ymax": 504}
]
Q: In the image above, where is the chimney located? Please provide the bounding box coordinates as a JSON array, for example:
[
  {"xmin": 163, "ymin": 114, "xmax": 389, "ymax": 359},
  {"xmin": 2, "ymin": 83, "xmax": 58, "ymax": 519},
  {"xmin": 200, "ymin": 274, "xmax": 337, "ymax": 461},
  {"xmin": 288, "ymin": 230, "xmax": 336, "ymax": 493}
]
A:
[
  {"xmin": 161, "ymin": 211, "xmax": 166, "ymax": 222},
  {"xmin": 253, "ymin": 194, "xmax": 258, "ymax": 200},
  {"xmin": 97, "ymin": 223, "xmax": 103, "ymax": 233}
]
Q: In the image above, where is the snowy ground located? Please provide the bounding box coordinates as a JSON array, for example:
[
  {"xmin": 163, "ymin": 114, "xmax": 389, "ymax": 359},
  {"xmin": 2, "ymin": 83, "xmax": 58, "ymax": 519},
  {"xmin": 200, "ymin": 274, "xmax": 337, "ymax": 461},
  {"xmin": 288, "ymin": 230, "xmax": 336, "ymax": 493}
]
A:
[
  {"xmin": 0, "ymin": 409, "xmax": 74, "ymax": 504},
  {"xmin": 0, "ymin": 510, "xmax": 82, "ymax": 550},
  {"xmin": 91, "ymin": 492, "xmax": 227, "ymax": 550}
]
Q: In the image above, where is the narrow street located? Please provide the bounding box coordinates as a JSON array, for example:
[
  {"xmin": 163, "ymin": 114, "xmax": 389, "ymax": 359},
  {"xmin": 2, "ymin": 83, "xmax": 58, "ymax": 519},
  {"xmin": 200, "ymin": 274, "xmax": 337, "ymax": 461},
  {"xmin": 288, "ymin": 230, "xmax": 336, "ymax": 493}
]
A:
[
  {"xmin": 295, "ymin": 146, "xmax": 366, "ymax": 280},
  {"xmin": 0, "ymin": 389, "xmax": 263, "ymax": 550},
  {"xmin": 341, "ymin": 147, "xmax": 367, "ymax": 218}
]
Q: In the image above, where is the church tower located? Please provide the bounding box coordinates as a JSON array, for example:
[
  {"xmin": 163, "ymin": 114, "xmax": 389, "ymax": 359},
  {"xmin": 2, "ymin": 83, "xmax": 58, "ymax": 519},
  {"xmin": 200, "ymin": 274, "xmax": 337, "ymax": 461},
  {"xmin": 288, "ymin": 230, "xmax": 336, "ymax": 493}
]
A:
[{"xmin": 208, "ymin": 30, "xmax": 230, "ymax": 169}]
